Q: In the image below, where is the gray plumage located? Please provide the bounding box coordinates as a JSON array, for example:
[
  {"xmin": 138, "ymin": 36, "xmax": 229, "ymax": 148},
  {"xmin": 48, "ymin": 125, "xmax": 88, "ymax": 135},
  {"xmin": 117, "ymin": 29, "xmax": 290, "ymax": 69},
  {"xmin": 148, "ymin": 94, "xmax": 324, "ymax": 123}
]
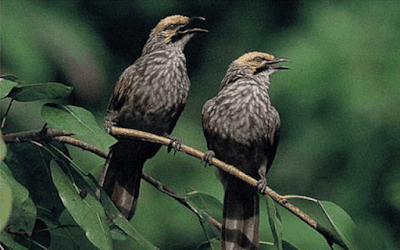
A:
[
  {"xmin": 202, "ymin": 51, "xmax": 288, "ymax": 250},
  {"xmin": 101, "ymin": 15, "xmax": 207, "ymax": 220}
]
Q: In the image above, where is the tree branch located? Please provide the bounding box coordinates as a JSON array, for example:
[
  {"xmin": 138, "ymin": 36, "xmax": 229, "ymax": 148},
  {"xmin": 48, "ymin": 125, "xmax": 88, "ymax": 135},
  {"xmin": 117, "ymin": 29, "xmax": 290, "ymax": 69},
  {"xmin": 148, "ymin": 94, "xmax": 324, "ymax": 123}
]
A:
[
  {"xmin": 2, "ymin": 126, "xmax": 344, "ymax": 248},
  {"xmin": 108, "ymin": 127, "xmax": 304, "ymax": 216},
  {"xmin": 3, "ymin": 128, "xmax": 72, "ymax": 143},
  {"xmin": 2, "ymin": 128, "xmax": 207, "ymax": 222},
  {"xmin": 53, "ymin": 136, "xmax": 108, "ymax": 158},
  {"xmin": 108, "ymin": 127, "xmax": 344, "ymax": 249}
]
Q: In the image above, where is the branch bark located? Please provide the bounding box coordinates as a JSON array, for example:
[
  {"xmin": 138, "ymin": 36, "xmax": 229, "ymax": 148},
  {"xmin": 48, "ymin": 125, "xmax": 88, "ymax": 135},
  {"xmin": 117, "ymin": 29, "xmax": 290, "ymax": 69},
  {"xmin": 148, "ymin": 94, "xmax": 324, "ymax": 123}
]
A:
[
  {"xmin": 108, "ymin": 127, "xmax": 344, "ymax": 249},
  {"xmin": 2, "ymin": 126, "xmax": 345, "ymax": 249},
  {"xmin": 3, "ymin": 128, "xmax": 72, "ymax": 143}
]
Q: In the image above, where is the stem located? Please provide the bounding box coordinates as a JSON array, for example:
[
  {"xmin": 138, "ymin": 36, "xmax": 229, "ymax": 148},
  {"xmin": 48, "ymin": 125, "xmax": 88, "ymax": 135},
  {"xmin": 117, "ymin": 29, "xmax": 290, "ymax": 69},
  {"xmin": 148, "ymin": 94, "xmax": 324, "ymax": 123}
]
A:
[{"xmin": 1, "ymin": 99, "xmax": 13, "ymax": 129}]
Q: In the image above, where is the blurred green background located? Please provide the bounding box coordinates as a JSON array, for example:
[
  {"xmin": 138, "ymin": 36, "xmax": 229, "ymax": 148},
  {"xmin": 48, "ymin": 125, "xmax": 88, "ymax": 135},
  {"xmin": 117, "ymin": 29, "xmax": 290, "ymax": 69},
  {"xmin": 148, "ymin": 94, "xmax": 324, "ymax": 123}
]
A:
[{"xmin": 2, "ymin": 0, "xmax": 400, "ymax": 249}]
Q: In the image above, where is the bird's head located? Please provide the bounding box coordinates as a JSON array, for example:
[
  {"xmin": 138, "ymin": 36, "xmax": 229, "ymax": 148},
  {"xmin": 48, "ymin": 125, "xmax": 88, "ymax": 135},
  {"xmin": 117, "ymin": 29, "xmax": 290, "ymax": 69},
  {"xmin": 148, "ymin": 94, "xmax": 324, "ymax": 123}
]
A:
[
  {"xmin": 153, "ymin": 15, "xmax": 208, "ymax": 43},
  {"xmin": 235, "ymin": 51, "xmax": 289, "ymax": 74},
  {"xmin": 221, "ymin": 52, "xmax": 289, "ymax": 89},
  {"xmin": 143, "ymin": 15, "xmax": 207, "ymax": 54}
]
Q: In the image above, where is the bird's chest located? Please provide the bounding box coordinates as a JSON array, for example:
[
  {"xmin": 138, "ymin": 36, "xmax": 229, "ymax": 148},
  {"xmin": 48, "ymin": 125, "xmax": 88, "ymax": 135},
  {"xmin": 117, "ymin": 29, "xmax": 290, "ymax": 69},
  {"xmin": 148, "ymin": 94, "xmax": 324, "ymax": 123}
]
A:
[
  {"xmin": 204, "ymin": 85, "xmax": 280, "ymax": 176},
  {"xmin": 121, "ymin": 56, "xmax": 190, "ymax": 132},
  {"xmin": 208, "ymin": 85, "xmax": 275, "ymax": 144}
]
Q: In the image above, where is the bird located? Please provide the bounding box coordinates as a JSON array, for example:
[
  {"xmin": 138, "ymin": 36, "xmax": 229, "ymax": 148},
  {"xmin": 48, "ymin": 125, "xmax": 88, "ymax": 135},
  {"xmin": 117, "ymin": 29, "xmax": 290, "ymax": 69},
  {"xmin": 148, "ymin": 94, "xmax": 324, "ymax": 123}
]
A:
[
  {"xmin": 100, "ymin": 15, "xmax": 207, "ymax": 220},
  {"xmin": 202, "ymin": 51, "xmax": 288, "ymax": 249}
]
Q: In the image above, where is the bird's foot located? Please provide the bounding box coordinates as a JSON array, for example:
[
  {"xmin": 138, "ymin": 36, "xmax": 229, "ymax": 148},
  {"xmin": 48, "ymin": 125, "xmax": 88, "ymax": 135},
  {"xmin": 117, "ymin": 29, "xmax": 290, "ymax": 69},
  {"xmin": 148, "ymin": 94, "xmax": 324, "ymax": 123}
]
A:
[
  {"xmin": 256, "ymin": 176, "xmax": 268, "ymax": 194},
  {"xmin": 201, "ymin": 150, "xmax": 215, "ymax": 167},
  {"xmin": 165, "ymin": 133, "xmax": 182, "ymax": 154},
  {"xmin": 104, "ymin": 119, "xmax": 116, "ymax": 133}
]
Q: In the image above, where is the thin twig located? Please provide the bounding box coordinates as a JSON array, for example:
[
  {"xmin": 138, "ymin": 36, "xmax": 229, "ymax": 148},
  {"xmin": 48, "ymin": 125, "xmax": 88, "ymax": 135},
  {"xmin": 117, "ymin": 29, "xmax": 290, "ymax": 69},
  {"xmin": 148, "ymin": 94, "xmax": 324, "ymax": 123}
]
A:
[
  {"xmin": 3, "ymin": 128, "xmax": 72, "ymax": 143},
  {"xmin": 141, "ymin": 173, "xmax": 202, "ymax": 220},
  {"xmin": 1, "ymin": 99, "xmax": 13, "ymax": 129},
  {"xmin": 53, "ymin": 136, "xmax": 108, "ymax": 158},
  {"xmin": 140, "ymin": 174, "xmax": 219, "ymax": 244},
  {"xmin": 3, "ymin": 128, "xmax": 106, "ymax": 158},
  {"xmin": 6, "ymin": 225, "xmax": 79, "ymax": 235},
  {"xmin": 204, "ymin": 212, "xmax": 222, "ymax": 230}
]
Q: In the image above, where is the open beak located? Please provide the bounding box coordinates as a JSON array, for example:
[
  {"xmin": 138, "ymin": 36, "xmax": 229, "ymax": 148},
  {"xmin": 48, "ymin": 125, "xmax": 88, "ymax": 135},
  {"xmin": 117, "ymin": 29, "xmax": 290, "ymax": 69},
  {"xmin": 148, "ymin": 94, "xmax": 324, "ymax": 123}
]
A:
[
  {"xmin": 266, "ymin": 57, "xmax": 289, "ymax": 70},
  {"xmin": 179, "ymin": 16, "xmax": 208, "ymax": 34}
]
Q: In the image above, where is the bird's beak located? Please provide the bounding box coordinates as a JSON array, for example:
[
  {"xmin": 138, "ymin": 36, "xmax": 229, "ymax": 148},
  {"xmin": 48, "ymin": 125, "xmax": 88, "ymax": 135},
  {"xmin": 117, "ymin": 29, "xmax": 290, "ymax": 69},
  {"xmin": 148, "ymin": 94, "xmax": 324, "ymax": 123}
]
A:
[
  {"xmin": 265, "ymin": 58, "xmax": 290, "ymax": 70},
  {"xmin": 189, "ymin": 16, "xmax": 206, "ymax": 22},
  {"xmin": 179, "ymin": 16, "xmax": 208, "ymax": 34}
]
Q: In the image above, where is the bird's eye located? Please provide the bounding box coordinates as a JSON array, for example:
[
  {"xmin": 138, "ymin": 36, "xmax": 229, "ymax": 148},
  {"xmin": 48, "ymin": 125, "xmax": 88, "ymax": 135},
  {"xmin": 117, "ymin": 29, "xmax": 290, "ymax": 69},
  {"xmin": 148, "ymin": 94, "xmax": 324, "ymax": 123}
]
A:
[
  {"xmin": 253, "ymin": 56, "xmax": 264, "ymax": 63},
  {"xmin": 165, "ymin": 23, "xmax": 179, "ymax": 31}
]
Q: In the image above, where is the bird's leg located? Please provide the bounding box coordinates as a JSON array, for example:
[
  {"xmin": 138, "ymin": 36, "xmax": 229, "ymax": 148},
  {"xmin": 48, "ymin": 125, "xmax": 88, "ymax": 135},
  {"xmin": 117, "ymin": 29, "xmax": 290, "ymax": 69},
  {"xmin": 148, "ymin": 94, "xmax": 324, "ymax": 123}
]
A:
[
  {"xmin": 256, "ymin": 165, "xmax": 268, "ymax": 193},
  {"xmin": 164, "ymin": 133, "xmax": 182, "ymax": 154},
  {"xmin": 201, "ymin": 150, "xmax": 215, "ymax": 167},
  {"xmin": 104, "ymin": 113, "xmax": 118, "ymax": 133}
]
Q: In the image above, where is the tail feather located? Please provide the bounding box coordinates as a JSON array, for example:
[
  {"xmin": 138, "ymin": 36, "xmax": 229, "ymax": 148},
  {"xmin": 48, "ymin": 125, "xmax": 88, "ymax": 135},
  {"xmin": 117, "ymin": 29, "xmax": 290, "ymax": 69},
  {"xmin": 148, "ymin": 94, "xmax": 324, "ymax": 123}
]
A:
[
  {"xmin": 222, "ymin": 183, "xmax": 259, "ymax": 250},
  {"xmin": 101, "ymin": 150, "xmax": 144, "ymax": 220}
]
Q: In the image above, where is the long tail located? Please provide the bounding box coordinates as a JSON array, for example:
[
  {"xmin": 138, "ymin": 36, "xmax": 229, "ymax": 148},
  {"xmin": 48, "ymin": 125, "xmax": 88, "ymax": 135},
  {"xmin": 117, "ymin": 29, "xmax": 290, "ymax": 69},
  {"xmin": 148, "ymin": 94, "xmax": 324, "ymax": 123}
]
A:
[
  {"xmin": 100, "ymin": 148, "xmax": 144, "ymax": 220},
  {"xmin": 99, "ymin": 138, "xmax": 162, "ymax": 220},
  {"xmin": 222, "ymin": 182, "xmax": 259, "ymax": 250}
]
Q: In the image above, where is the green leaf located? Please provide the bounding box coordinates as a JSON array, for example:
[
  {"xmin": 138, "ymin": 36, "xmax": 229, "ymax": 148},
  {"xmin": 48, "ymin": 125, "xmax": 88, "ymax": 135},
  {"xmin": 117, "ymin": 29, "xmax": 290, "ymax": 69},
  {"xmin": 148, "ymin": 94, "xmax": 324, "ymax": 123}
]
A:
[
  {"xmin": 0, "ymin": 77, "xmax": 18, "ymax": 99},
  {"xmin": 186, "ymin": 191, "xmax": 223, "ymax": 239},
  {"xmin": 287, "ymin": 196, "xmax": 356, "ymax": 250},
  {"xmin": 318, "ymin": 201, "xmax": 357, "ymax": 250},
  {"xmin": 0, "ymin": 161, "xmax": 37, "ymax": 233},
  {"xmin": 50, "ymin": 160, "xmax": 112, "ymax": 250},
  {"xmin": 0, "ymin": 130, "xmax": 6, "ymax": 161},
  {"xmin": 1, "ymin": 75, "xmax": 20, "ymax": 82},
  {"xmin": 41, "ymin": 103, "xmax": 117, "ymax": 153},
  {"xmin": 186, "ymin": 191, "xmax": 223, "ymax": 222},
  {"xmin": 6, "ymin": 82, "xmax": 73, "ymax": 102},
  {"xmin": 53, "ymin": 209, "xmax": 102, "ymax": 250},
  {"xmin": 4, "ymin": 143, "xmax": 65, "ymax": 219},
  {"xmin": 265, "ymin": 196, "xmax": 283, "ymax": 250},
  {"xmin": 100, "ymin": 191, "xmax": 159, "ymax": 250},
  {"xmin": 10, "ymin": 219, "xmax": 52, "ymax": 250},
  {"xmin": 9, "ymin": 198, "xmax": 37, "ymax": 234},
  {"xmin": 0, "ymin": 164, "xmax": 13, "ymax": 232},
  {"xmin": 282, "ymin": 240, "xmax": 300, "ymax": 250},
  {"xmin": 0, "ymin": 230, "xmax": 30, "ymax": 250},
  {"xmin": 110, "ymin": 226, "xmax": 129, "ymax": 241}
]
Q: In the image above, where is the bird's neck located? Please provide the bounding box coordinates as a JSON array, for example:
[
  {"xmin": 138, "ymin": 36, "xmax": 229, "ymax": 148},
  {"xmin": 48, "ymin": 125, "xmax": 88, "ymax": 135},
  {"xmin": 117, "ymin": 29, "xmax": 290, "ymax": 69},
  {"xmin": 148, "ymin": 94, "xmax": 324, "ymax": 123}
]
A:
[{"xmin": 142, "ymin": 34, "xmax": 186, "ymax": 56}]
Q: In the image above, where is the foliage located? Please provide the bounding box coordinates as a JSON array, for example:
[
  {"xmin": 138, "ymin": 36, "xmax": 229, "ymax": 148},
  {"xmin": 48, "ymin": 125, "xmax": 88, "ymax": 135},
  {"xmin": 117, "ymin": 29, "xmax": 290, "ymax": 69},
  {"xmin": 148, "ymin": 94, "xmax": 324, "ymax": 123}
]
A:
[
  {"xmin": 2, "ymin": 0, "xmax": 400, "ymax": 249},
  {"xmin": 0, "ymin": 79, "xmax": 362, "ymax": 249}
]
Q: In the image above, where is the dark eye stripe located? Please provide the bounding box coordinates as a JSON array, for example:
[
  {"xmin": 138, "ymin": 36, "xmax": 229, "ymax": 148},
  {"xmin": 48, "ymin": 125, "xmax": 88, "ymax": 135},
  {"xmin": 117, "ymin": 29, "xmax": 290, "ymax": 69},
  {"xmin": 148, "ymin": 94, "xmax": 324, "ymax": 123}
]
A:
[
  {"xmin": 165, "ymin": 23, "xmax": 179, "ymax": 30},
  {"xmin": 253, "ymin": 56, "xmax": 264, "ymax": 62}
]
